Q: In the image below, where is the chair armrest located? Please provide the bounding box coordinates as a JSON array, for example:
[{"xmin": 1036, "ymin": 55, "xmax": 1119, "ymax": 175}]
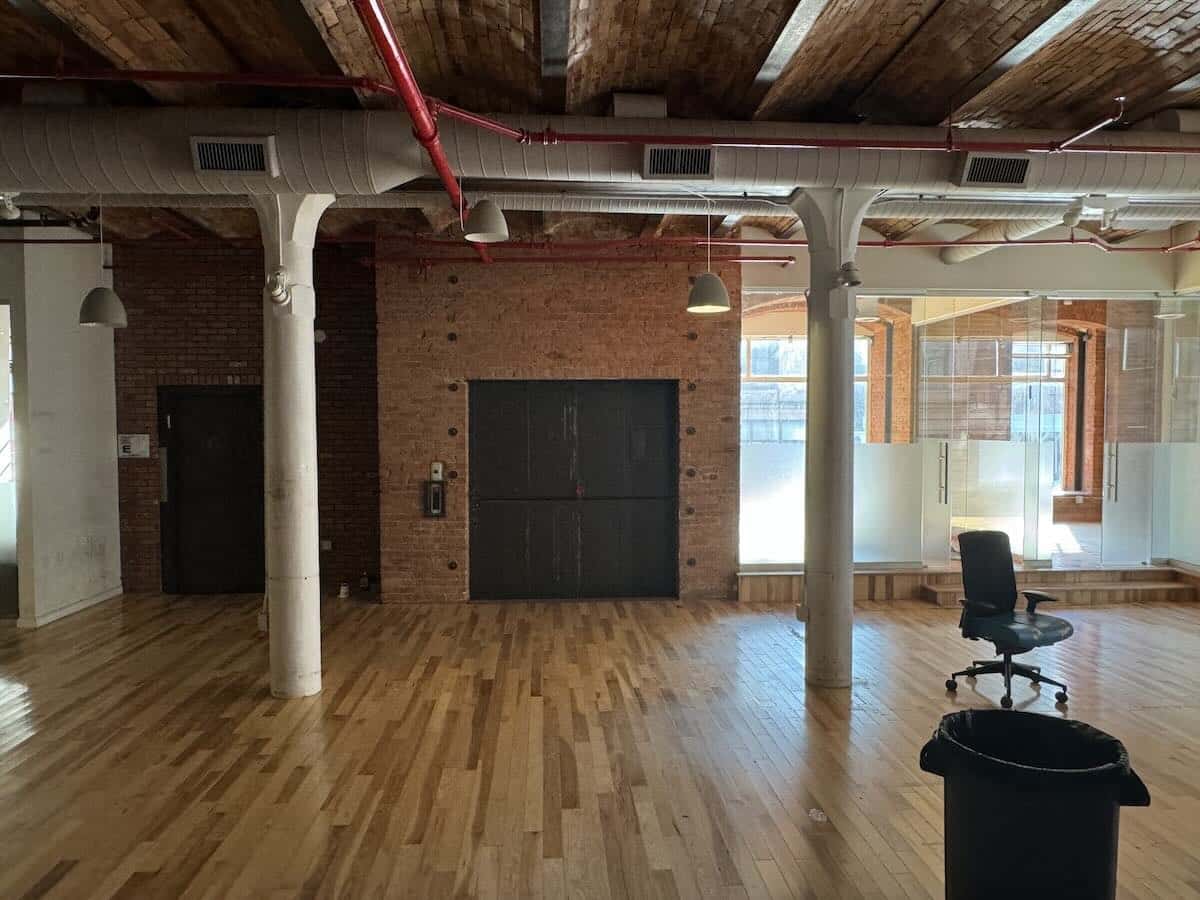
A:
[{"xmin": 1022, "ymin": 590, "xmax": 1058, "ymax": 614}]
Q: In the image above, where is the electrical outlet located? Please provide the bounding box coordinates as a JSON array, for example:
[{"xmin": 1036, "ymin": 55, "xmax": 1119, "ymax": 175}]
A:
[{"xmin": 431, "ymin": 461, "xmax": 445, "ymax": 482}]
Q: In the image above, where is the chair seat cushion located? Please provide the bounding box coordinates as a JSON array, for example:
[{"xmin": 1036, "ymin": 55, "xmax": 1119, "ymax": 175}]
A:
[{"xmin": 963, "ymin": 610, "xmax": 1074, "ymax": 651}]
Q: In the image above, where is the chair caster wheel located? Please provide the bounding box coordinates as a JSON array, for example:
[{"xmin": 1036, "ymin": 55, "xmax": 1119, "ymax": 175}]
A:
[
  {"xmin": 945, "ymin": 679, "xmax": 957, "ymax": 692},
  {"xmin": 1000, "ymin": 695, "xmax": 1013, "ymax": 709},
  {"xmin": 1055, "ymin": 691, "xmax": 1068, "ymax": 704}
]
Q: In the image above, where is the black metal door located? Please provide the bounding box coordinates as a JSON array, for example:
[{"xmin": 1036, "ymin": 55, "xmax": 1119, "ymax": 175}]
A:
[
  {"xmin": 469, "ymin": 380, "xmax": 677, "ymax": 599},
  {"xmin": 159, "ymin": 386, "xmax": 265, "ymax": 594}
]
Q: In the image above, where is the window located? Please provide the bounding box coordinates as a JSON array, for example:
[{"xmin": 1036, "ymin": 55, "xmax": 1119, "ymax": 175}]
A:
[
  {"xmin": 919, "ymin": 334, "xmax": 1071, "ymax": 490},
  {"xmin": 1176, "ymin": 337, "xmax": 1200, "ymax": 380},
  {"xmin": 740, "ymin": 336, "xmax": 870, "ymax": 443}
]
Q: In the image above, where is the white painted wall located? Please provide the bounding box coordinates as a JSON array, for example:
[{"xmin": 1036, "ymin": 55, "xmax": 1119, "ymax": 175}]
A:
[{"xmin": 1, "ymin": 228, "xmax": 122, "ymax": 627}]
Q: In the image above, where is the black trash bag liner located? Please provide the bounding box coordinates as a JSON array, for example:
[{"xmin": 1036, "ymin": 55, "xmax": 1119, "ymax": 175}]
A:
[{"xmin": 920, "ymin": 709, "xmax": 1149, "ymax": 805}]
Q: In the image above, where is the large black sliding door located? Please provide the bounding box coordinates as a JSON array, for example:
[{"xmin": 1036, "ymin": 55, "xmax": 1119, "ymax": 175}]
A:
[{"xmin": 469, "ymin": 380, "xmax": 678, "ymax": 599}]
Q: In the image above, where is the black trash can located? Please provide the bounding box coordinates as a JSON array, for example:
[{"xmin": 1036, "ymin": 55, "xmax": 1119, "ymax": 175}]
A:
[{"xmin": 920, "ymin": 709, "xmax": 1150, "ymax": 900}]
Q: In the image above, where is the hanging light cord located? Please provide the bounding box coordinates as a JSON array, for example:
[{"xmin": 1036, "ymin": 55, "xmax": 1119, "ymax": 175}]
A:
[{"xmin": 706, "ymin": 197, "xmax": 712, "ymax": 273}]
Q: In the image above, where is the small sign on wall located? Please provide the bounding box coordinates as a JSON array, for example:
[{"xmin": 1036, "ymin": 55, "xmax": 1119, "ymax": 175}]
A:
[{"xmin": 118, "ymin": 434, "xmax": 151, "ymax": 459}]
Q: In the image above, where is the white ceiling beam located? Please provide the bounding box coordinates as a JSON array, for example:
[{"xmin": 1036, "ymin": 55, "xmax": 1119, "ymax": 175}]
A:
[
  {"xmin": 539, "ymin": 0, "xmax": 571, "ymax": 112},
  {"xmin": 750, "ymin": 0, "xmax": 834, "ymax": 94},
  {"xmin": 714, "ymin": 213, "xmax": 741, "ymax": 237},
  {"xmin": 949, "ymin": 0, "xmax": 1105, "ymax": 120}
]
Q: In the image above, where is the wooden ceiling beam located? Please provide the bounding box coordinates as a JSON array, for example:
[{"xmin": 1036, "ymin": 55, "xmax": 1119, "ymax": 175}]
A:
[{"xmin": 944, "ymin": 0, "xmax": 1104, "ymax": 124}]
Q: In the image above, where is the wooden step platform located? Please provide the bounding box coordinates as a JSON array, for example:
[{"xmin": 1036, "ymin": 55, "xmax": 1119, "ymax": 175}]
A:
[
  {"xmin": 738, "ymin": 565, "xmax": 1200, "ymax": 607},
  {"xmin": 920, "ymin": 579, "xmax": 1196, "ymax": 608}
]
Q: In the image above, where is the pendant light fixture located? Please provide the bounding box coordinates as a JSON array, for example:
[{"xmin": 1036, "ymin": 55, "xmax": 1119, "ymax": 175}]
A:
[
  {"xmin": 1154, "ymin": 298, "xmax": 1186, "ymax": 321},
  {"xmin": 78, "ymin": 199, "xmax": 127, "ymax": 328},
  {"xmin": 687, "ymin": 198, "xmax": 730, "ymax": 314},
  {"xmin": 463, "ymin": 197, "xmax": 509, "ymax": 243}
]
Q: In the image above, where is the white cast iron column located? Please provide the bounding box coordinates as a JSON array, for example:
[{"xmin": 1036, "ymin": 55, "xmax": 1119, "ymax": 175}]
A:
[
  {"xmin": 251, "ymin": 193, "xmax": 334, "ymax": 698},
  {"xmin": 791, "ymin": 188, "xmax": 880, "ymax": 687}
]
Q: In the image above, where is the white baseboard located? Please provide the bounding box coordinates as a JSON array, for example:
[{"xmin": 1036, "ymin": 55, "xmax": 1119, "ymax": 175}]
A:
[{"xmin": 17, "ymin": 584, "xmax": 123, "ymax": 629}]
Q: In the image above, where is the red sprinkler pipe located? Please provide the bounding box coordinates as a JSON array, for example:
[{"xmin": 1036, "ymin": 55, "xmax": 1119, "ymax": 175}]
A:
[
  {"xmin": 375, "ymin": 253, "xmax": 795, "ymax": 267},
  {"xmin": 350, "ymin": 0, "xmax": 491, "ymax": 262},
  {"xmin": 400, "ymin": 233, "xmax": 1200, "ymax": 254},
  {"xmin": 429, "ymin": 98, "xmax": 1200, "ymax": 157},
  {"xmin": 1165, "ymin": 230, "xmax": 1200, "ymax": 254},
  {"xmin": 0, "ymin": 68, "xmax": 398, "ymax": 96}
]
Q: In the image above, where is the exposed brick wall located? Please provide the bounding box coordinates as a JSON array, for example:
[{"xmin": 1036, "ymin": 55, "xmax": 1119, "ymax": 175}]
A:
[
  {"xmin": 112, "ymin": 243, "xmax": 378, "ymax": 594},
  {"xmin": 376, "ymin": 255, "xmax": 741, "ymax": 603},
  {"xmin": 864, "ymin": 311, "xmax": 913, "ymax": 444}
]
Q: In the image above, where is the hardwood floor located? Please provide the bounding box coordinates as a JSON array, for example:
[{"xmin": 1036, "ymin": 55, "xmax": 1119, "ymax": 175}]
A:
[{"xmin": 1, "ymin": 595, "xmax": 1199, "ymax": 899}]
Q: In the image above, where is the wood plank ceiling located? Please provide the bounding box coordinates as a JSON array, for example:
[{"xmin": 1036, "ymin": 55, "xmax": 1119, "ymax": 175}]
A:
[{"xmin": 3, "ymin": 0, "xmax": 1200, "ymax": 241}]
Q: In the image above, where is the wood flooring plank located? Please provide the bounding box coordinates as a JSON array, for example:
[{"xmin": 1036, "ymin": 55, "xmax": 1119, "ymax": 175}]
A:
[{"xmin": 1, "ymin": 595, "xmax": 1199, "ymax": 898}]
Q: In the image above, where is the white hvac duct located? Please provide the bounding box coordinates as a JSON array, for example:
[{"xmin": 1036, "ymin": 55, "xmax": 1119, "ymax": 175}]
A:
[
  {"xmin": 437, "ymin": 116, "xmax": 1200, "ymax": 197},
  {"xmin": 9, "ymin": 189, "xmax": 1196, "ymax": 236},
  {"xmin": 0, "ymin": 107, "xmax": 423, "ymax": 195},
  {"xmin": 870, "ymin": 199, "xmax": 1200, "ymax": 222},
  {"xmin": 6, "ymin": 106, "xmax": 1200, "ymax": 201},
  {"xmin": 940, "ymin": 219, "xmax": 1062, "ymax": 264}
]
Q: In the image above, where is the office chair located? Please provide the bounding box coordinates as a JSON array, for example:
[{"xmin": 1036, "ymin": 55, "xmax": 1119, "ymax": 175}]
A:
[{"xmin": 944, "ymin": 530, "xmax": 1073, "ymax": 709}]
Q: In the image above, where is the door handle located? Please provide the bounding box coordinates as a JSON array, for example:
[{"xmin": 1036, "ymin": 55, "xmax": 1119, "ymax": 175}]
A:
[
  {"xmin": 1110, "ymin": 443, "xmax": 1119, "ymax": 504},
  {"xmin": 159, "ymin": 447, "xmax": 169, "ymax": 503},
  {"xmin": 938, "ymin": 441, "xmax": 950, "ymax": 505}
]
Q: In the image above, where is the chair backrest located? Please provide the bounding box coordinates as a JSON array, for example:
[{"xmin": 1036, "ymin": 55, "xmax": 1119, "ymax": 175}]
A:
[{"xmin": 957, "ymin": 530, "xmax": 1018, "ymax": 616}]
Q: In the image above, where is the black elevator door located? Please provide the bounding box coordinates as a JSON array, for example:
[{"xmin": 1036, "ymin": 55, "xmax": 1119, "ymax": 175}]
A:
[
  {"xmin": 469, "ymin": 380, "xmax": 677, "ymax": 600},
  {"xmin": 159, "ymin": 387, "xmax": 265, "ymax": 594}
]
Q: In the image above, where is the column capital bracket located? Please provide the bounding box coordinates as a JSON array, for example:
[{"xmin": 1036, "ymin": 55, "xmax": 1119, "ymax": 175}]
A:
[{"xmin": 250, "ymin": 193, "xmax": 335, "ymax": 319}]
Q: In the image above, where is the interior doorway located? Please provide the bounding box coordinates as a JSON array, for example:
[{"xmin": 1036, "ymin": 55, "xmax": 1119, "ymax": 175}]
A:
[
  {"xmin": 469, "ymin": 380, "xmax": 678, "ymax": 600},
  {"xmin": 159, "ymin": 386, "xmax": 264, "ymax": 593}
]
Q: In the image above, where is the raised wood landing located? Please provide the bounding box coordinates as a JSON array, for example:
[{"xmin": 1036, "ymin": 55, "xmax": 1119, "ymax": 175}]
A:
[
  {"xmin": 919, "ymin": 567, "xmax": 1198, "ymax": 608},
  {"xmin": 739, "ymin": 566, "xmax": 1199, "ymax": 609},
  {"xmin": 3, "ymin": 595, "xmax": 1200, "ymax": 898}
]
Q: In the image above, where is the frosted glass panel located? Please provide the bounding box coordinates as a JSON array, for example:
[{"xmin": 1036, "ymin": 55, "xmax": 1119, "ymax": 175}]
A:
[
  {"xmin": 951, "ymin": 440, "xmax": 1027, "ymax": 558},
  {"xmin": 853, "ymin": 443, "xmax": 923, "ymax": 562},
  {"xmin": 739, "ymin": 440, "xmax": 925, "ymax": 564},
  {"xmin": 1035, "ymin": 438, "xmax": 1059, "ymax": 559},
  {"xmin": 922, "ymin": 440, "xmax": 952, "ymax": 564},
  {"xmin": 740, "ymin": 442, "xmax": 805, "ymax": 564},
  {"xmin": 1102, "ymin": 442, "xmax": 1157, "ymax": 565},
  {"xmin": 954, "ymin": 441, "xmax": 1026, "ymax": 517},
  {"xmin": 1169, "ymin": 443, "xmax": 1200, "ymax": 565}
]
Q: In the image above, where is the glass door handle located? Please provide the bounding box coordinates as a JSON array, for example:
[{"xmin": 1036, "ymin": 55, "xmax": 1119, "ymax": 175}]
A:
[{"xmin": 1106, "ymin": 444, "xmax": 1119, "ymax": 502}]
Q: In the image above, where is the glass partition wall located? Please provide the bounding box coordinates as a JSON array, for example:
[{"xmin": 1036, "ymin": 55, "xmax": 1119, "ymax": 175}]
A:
[
  {"xmin": 739, "ymin": 300, "xmax": 922, "ymax": 566},
  {"xmin": 739, "ymin": 297, "xmax": 1198, "ymax": 570},
  {"xmin": 1164, "ymin": 300, "xmax": 1200, "ymax": 567}
]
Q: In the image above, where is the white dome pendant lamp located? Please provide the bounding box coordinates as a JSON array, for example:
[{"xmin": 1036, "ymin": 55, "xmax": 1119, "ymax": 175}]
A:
[
  {"xmin": 687, "ymin": 199, "xmax": 730, "ymax": 314},
  {"xmin": 79, "ymin": 199, "xmax": 127, "ymax": 328},
  {"xmin": 463, "ymin": 198, "xmax": 509, "ymax": 243}
]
